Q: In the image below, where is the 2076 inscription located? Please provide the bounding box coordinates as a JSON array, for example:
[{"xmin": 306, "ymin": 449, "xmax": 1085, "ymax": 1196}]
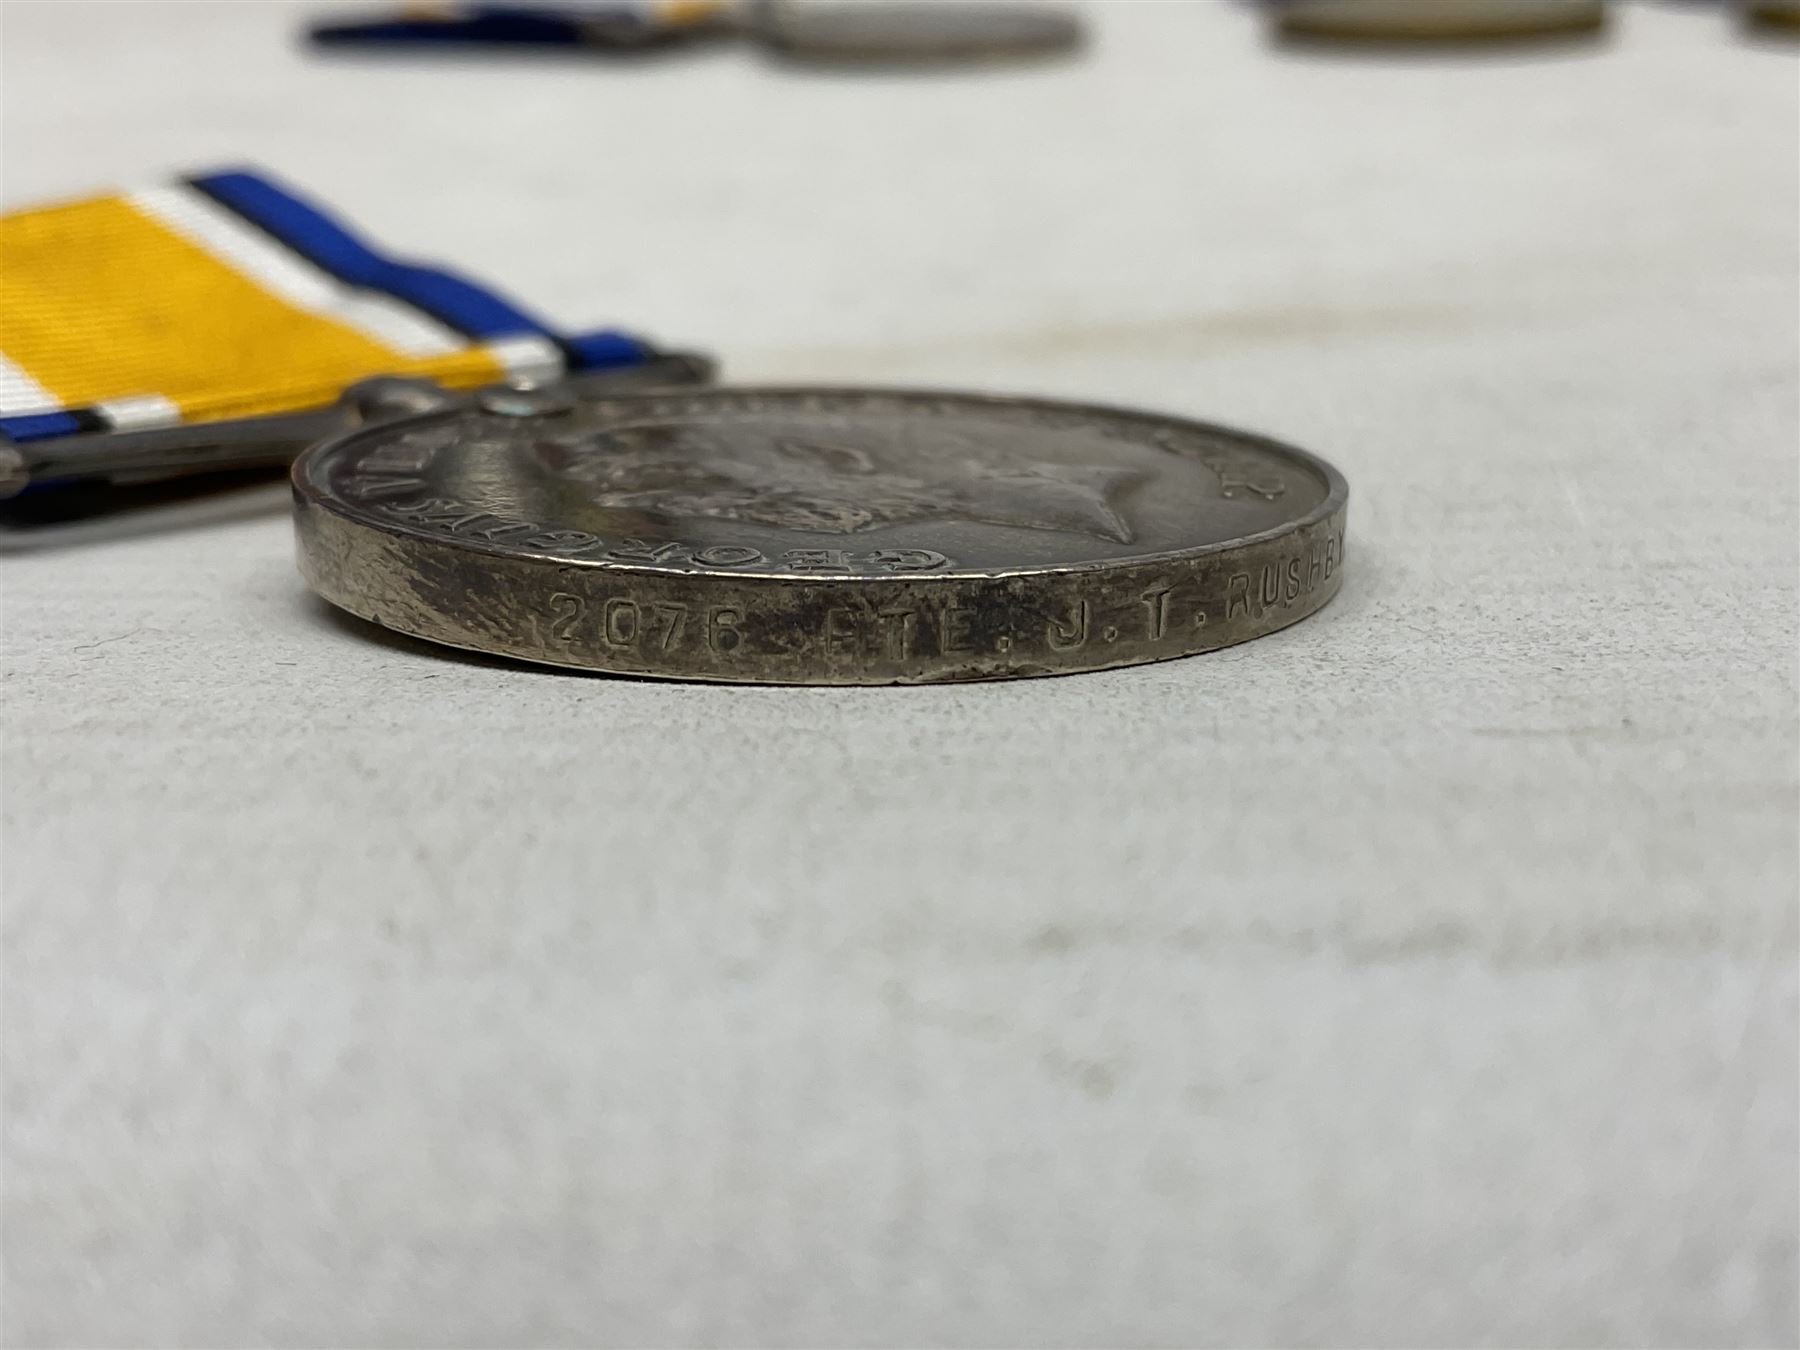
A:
[{"xmin": 549, "ymin": 594, "xmax": 743, "ymax": 654}]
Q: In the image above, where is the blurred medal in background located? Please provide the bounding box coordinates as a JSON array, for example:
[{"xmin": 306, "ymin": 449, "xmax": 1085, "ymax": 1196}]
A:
[
  {"xmin": 1745, "ymin": 0, "xmax": 1800, "ymax": 31},
  {"xmin": 308, "ymin": 0, "xmax": 1085, "ymax": 66},
  {"xmin": 1270, "ymin": 0, "xmax": 1605, "ymax": 42}
]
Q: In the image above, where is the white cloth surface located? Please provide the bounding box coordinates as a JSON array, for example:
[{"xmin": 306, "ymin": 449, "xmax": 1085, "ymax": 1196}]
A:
[{"xmin": 2, "ymin": 2, "xmax": 1797, "ymax": 1345}]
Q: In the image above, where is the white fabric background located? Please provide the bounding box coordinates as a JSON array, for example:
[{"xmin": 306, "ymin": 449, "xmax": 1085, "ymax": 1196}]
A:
[{"xmin": 2, "ymin": 2, "xmax": 1796, "ymax": 1345}]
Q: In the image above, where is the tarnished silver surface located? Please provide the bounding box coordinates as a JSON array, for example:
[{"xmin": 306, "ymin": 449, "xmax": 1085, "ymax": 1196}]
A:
[
  {"xmin": 293, "ymin": 387, "xmax": 1348, "ymax": 683},
  {"xmin": 1275, "ymin": 0, "xmax": 1605, "ymax": 41},
  {"xmin": 756, "ymin": 1, "xmax": 1083, "ymax": 63}
]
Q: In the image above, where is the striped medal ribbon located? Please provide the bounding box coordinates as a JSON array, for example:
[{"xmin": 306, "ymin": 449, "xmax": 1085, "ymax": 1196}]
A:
[{"xmin": 0, "ymin": 168, "xmax": 703, "ymax": 498}]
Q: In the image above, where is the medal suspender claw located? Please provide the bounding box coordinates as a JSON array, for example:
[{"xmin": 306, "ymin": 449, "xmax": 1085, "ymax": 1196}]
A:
[{"xmin": 0, "ymin": 167, "xmax": 714, "ymax": 509}]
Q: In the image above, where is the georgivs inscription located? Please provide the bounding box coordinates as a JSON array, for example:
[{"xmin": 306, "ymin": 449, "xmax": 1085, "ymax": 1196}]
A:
[{"xmin": 363, "ymin": 492, "xmax": 956, "ymax": 575}]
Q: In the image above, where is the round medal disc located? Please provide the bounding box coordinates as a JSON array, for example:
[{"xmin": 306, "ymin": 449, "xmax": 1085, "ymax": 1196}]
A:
[
  {"xmin": 292, "ymin": 387, "xmax": 1349, "ymax": 684},
  {"xmin": 757, "ymin": 2, "xmax": 1083, "ymax": 62},
  {"xmin": 1275, "ymin": 0, "xmax": 1605, "ymax": 41}
]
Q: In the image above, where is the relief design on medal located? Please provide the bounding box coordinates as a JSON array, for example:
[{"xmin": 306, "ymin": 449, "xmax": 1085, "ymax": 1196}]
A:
[
  {"xmin": 1151, "ymin": 430, "xmax": 1292, "ymax": 502},
  {"xmin": 367, "ymin": 494, "xmax": 954, "ymax": 575},
  {"xmin": 326, "ymin": 395, "xmax": 1326, "ymax": 578},
  {"xmin": 525, "ymin": 414, "xmax": 1145, "ymax": 543}
]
